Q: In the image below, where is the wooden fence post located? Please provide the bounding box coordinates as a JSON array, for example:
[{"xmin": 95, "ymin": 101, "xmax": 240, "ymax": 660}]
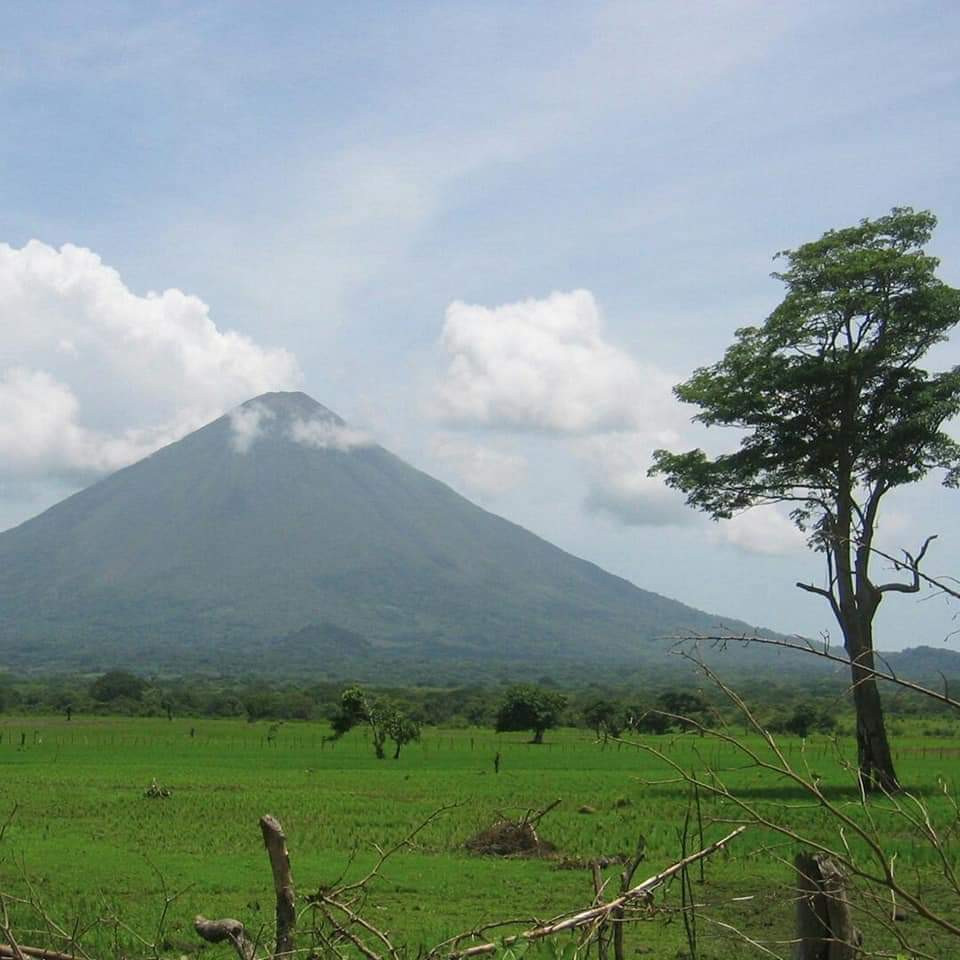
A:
[{"xmin": 793, "ymin": 853, "xmax": 860, "ymax": 959}]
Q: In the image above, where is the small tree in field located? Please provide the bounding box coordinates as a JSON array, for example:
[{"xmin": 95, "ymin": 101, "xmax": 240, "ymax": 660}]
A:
[
  {"xmin": 582, "ymin": 699, "xmax": 623, "ymax": 740},
  {"xmin": 384, "ymin": 710, "xmax": 421, "ymax": 759},
  {"xmin": 495, "ymin": 684, "xmax": 567, "ymax": 743},
  {"xmin": 329, "ymin": 686, "xmax": 419, "ymax": 759},
  {"xmin": 652, "ymin": 208, "xmax": 960, "ymax": 792}
]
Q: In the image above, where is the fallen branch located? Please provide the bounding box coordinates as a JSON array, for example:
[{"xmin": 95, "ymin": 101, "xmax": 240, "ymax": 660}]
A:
[
  {"xmin": 0, "ymin": 948, "xmax": 80, "ymax": 960},
  {"xmin": 435, "ymin": 826, "xmax": 746, "ymax": 959}
]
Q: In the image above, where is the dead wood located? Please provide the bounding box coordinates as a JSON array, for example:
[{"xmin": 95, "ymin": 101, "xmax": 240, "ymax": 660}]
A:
[
  {"xmin": 259, "ymin": 815, "xmax": 295, "ymax": 959},
  {"xmin": 194, "ymin": 916, "xmax": 255, "ymax": 960},
  {"xmin": 439, "ymin": 825, "xmax": 746, "ymax": 959},
  {"xmin": 194, "ymin": 813, "xmax": 295, "ymax": 960},
  {"xmin": 465, "ymin": 800, "xmax": 561, "ymax": 857},
  {"xmin": 0, "ymin": 948, "xmax": 81, "ymax": 960},
  {"xmin": 794, "ymin": 853, "xmax": 861, "ymax": 960},
  {"xmin": 464, "ymin": 819, "xmax": 555, "ymax": 857}
]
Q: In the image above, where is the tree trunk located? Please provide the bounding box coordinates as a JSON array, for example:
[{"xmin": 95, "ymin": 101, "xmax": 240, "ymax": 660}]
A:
[
  {"xmin": 832, "ymin": 536, "xmax": 900, "ymax": 793},
  {"xmin": 532, "ymin": 728, "xmax": 544, "ymax": 744},
  {"xmin": 393, "ymin": 740, "xmax": 401, "ymax": 759},
  {"xmin": 848, "ymin": 651, "xmax": 900, "ymax": 793}
]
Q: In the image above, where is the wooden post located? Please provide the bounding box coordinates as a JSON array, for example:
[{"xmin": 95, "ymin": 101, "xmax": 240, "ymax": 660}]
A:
[
  {"xmin": 793, "ymin": 853, "xmax": 860, "ymax": 959},
  {"xmin": 260, "ymin": 815, "xmax": 296, "ymax": 959},
  {"xmin": 195, "ymin": 815, "xmax": 296, "ymax": 960}
]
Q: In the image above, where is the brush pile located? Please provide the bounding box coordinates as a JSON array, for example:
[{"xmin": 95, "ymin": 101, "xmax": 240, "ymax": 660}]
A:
[
  {"xmin": 144, "ymin": 778, "xmax": 172, "ymax": 799},
  {"xmin": 465, "ymin": 799, "xmax": 560, "ymax": 857}
]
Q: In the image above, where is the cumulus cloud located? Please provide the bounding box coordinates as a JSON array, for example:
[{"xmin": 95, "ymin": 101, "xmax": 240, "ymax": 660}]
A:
[
  {"xmin": 0, "ymin": 240, "xmax": 301, "ymax": 483},
  {"xmin": 430, "ymin": 434, "xmax": 527, "ymax": 495},
  {"xmin": 288, "ymin": 417, "xmax": 372, "ymax": 452},
  {"xmin": 434, "ymin": 290, "xmax": 676, "ymax": 433}
]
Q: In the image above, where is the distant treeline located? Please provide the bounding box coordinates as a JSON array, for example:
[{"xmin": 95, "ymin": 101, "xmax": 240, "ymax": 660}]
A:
[{"xmin": 0, "ymin": 669, "xmax": 955, "ymax": 735}]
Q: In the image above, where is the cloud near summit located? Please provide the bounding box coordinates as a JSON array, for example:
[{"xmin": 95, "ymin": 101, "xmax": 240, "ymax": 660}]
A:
[{"xmin": 0, "ymin": 240, "xmax": 301, "ymax": 483}]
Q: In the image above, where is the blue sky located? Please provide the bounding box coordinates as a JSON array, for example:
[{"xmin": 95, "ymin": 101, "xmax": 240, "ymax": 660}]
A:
[{"xmin": 2, "ymin": 1, "xmax": 959, "ymax": 650}]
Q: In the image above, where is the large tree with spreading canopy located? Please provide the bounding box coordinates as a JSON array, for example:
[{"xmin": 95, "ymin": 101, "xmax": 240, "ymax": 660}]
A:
[{"xmin": 651, "ymin": 208, "xmax": 960, "ymax": 792}]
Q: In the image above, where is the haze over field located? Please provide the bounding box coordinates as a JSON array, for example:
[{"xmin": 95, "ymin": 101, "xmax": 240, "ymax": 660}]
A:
[{"xmin": 1, "ymin": 2, "xmax": 959, "ymax": 651}]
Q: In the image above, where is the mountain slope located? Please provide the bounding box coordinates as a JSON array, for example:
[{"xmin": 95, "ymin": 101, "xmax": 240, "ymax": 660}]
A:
[{"xmin": 0, "ymin": 392, "xmax": 766, "ymax": 673}]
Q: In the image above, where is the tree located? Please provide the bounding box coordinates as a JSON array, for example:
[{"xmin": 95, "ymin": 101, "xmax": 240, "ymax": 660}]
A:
[
  {"xmin": 89, "ymin": 670, "xmax": 148, "ymax": 703},
  {"xmin": 651, "ymin": 207, "xmax": 960, "ymax": 791},
  {"xmin": 582, "ymin": 699, "xmax": 623, "ymax": 740},
  {"xmin": 384, "ymin": 709, "xmax": 421, "ymax": 759},
  {"xmin": 329, "ymin": 686, "xmax": 419, "ymax": 759},
  {"xmin": 770, "ymin": 701, "xmax": 838, "ymax": 738},
  {"xmin": 495, "ymin": 684, "xmax": 567, "ymax": 743}
]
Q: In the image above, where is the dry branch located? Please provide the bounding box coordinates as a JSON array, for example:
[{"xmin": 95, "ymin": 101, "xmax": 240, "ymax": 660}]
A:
[
  {"xmin": 0, "ymin": 948, "xmax": 82, "ymax": 960},
  {"xmin": 436, "ymin": 826, "xmax": 746, "ymax": 959},
  {"xmin": 669, "ymin": 632, "xmax": 960, "ymax": 712}
]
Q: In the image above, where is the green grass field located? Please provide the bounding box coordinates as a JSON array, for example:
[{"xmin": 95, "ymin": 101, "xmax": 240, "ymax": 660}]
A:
[{"xmin": 1, "ymin": 715, "xmax": 958, "ymax": 959}]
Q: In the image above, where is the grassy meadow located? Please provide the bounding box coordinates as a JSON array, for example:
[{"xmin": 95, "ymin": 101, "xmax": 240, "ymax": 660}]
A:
[{"xmin": 1, "ymin": 715, "xmax": 959, "ymax": 959}]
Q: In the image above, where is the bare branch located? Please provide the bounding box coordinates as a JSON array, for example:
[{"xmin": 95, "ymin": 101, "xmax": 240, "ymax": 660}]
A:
[
  {"xmin": 795, "ymin": 581, "xmax": 842, "ymax": 621},
  {"xmin": 875, "ymin": 534, "xmax": 938, "ymax": 594},
  {"xmin": 669, "ymin": 632, "xmax": 960, "ymax": 712},
  {"xmin": 433, "ymin": 827, "xmax": 746, "ymax": 959}
]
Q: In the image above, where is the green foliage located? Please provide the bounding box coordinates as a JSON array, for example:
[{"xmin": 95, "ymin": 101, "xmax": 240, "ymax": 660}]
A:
[
  {"xmin": 89, "ymin": 670, "xmax": 148, "ymax": 703},
  {"xmin": 652, "ymin": 208, "xmax": 960, "ymax": 526},
  {"xmin": 495, "ymin": 684, "xmax": 567, "ymax": 743},
  {"xmin": 625, "ymin": 690, "xmax": 715, "ymax": 734},
  {"xmin": 650, "ymin": 208, "xmax": 960, "ymax": 790},
  {"xmin": 581, "ymin": 699, "xmax": 624, "ymax": 738},
  {"xmin": 329, "ymin": 685, "xmax": 420, "ymax": 759},
  {"xmin": 769, "ymin": 701, "xmax": 838, "ymax": 738}
]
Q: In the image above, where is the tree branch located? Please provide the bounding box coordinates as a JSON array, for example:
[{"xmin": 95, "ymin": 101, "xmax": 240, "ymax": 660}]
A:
[
  {"xmin": 796, "ymin": 580, "xmax": 842, "ymax": 621},
  {"xmin": 668, "ymin": 633, "xmax": 960, "ymax": 712},
  {"xmin": 875, "ymin": 535, "xmax": 937, "ymax": 594}
]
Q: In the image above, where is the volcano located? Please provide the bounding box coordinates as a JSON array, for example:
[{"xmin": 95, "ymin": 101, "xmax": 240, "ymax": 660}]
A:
[{"xmin": 0, "ymin": 392, "xmax": 761, "ymax": 674}]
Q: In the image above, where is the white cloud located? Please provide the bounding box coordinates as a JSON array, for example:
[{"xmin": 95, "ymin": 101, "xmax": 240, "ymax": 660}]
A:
[
  {"xmin": 0, "ymin": 240, "xmax": 301, "ymax": 483},
  {"xmin": 579, "ymin": 432, "xmax": 698, "ymax": 528},
  {"xmin": 229, "ymin": 402, "xmax": 276, "ymax": 454},
  {"xmin": 575, "ymin": 428, "xmax": 806, "ymax": 558},
  {"xmin": 434, "ymin": 290, "xmax": 676, "ymax": 433},
  {"xmin": 430, "ymin": 434, "xmax": 527, "ymax": 496},
  {"xmin": 712, "ymin": 506, "xmax": 805, "ymax": 556},
  {"xmin": 288, "ymin": 417, "xmax": 372, "ymax": 452}
]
